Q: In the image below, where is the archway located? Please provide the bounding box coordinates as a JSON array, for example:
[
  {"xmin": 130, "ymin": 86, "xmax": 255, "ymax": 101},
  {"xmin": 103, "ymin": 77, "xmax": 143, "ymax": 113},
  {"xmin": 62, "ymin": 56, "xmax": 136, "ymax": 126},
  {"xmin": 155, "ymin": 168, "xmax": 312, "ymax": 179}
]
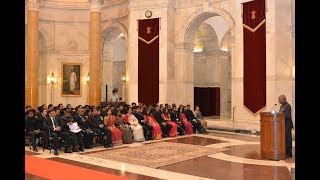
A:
[
  {"xmin": 101, "ymin": 25, "xmax": 127, "ymax": 102},
  {"xmin": 183, "ymin": 10, "xmax": 234, "ymax": 119},
  {"xmin": 38, "ymin": 32, "xmax": 48, "ymax": 106}
]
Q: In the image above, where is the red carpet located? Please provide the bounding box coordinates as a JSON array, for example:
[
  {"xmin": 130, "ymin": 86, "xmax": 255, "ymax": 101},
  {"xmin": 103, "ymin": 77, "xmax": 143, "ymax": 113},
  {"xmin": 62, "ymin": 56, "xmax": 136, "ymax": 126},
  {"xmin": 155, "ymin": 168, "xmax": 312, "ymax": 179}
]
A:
[{"xmin": 25, "ymin": 155, "xmax": 131, "ymax": 180}]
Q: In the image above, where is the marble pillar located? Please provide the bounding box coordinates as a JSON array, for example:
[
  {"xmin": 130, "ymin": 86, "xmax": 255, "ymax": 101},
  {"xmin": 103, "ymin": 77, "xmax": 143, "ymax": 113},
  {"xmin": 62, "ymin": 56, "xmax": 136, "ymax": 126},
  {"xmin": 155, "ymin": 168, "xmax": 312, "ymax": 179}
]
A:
[
  {"xmin": 25, "ymin": 1, "xmax": 39, "ymax": 108},
  {"xmin": 89, "ymin": 1, "xmax": 102, "ymax": 106},
  {"xmin": 174, "ymin": 42, "xmax": 195, "ymax": 106}
]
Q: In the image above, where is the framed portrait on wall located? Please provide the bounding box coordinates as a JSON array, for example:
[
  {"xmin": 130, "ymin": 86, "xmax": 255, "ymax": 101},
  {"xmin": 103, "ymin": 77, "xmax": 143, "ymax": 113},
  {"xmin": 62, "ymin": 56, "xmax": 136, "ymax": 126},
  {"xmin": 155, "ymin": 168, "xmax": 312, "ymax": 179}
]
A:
[{"xmin": 61, "ymin": 63, "xmax": 82, "ymax": 96}]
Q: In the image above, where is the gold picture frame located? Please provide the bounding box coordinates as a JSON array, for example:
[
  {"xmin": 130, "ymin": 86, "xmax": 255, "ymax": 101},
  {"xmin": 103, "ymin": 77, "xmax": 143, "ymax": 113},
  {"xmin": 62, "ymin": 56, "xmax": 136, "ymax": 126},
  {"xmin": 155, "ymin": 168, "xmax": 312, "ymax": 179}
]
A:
[{"xmin": 61, "ymin": 63, "xmax": 82, "ymax": 96}]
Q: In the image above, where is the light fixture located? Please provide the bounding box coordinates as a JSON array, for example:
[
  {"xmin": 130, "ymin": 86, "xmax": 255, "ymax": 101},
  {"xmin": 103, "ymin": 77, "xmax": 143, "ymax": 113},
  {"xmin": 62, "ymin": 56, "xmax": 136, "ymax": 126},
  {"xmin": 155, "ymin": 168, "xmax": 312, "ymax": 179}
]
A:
[
  {"xmin": 49, "ymin": 72, "xmax": 57, "ymax": 84},
  {"xmin": 221, "ymin": 47, "xmax": 229, "ymax": 52},
  {"xmin": 86, "ymin": 73, "xmax": 90, "ymax": 83},
  {"xmin": 193, "ymin": 48, "xmax": 203, "ymax": 53},
  {"xmin": 121, "ymin": 74, "xmax": 127, "ymax": 82},
  {"xmin": 292, "ymin": 65, "xmax": 295, "ymax": 79},
  {"xmin": 49, "ymin": 72, "xmax": 57, "ymax": 105}
]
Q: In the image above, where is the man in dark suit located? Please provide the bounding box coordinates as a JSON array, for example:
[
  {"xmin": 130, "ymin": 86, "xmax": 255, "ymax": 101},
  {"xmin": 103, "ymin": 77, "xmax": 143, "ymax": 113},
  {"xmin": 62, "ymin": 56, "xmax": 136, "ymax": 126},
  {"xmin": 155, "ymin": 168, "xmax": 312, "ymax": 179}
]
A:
[
  {"xmin": 118, "ymin": 104, "xmax": 127, "ymax": 114},
  {"xmin": 89, "ymin": 106, "xmax": 113, "ymax": 148},
  {"xmin": 34, "ymin": 108, "xmax": 49, "ymax": 149},
  {"xmin": 170, "ymin": 106, "xmax": 185, "ymax": 135},
  {"xmin": 74, "ymin": 107, "xmax": 95, "ymax": 149},
  {"xmin": 185, "ymin": 105, "xmax": 207, "ymax": 134},
  {"xmin": 133, "ymin": 107, "xmax": 153, "ymax": 140},
  {"xmin": 152, "ymin": 105, "xmax": 172, "ymax": 137},
  {"xmin": 25, "ymin": 109, "xmax": 48, "ymax": 152},
  {"xmin": 43, "ymin": 109, "xmax": 72, "ymax": 155},
  {"xmin": 278, "ymin": 95, "xmax": 294, "ymax": 158},
  {"xmin": 60, "ymin": 108, "xmax": 84, "ymax": 152}
]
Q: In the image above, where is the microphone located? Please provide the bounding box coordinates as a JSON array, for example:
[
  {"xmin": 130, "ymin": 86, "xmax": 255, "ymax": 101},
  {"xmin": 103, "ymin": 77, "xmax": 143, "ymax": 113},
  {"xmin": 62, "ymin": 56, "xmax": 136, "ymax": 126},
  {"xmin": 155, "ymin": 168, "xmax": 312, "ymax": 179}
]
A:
[{"xmin": 271, "ymin": 103, "xmax": 277, "ymax": 113}]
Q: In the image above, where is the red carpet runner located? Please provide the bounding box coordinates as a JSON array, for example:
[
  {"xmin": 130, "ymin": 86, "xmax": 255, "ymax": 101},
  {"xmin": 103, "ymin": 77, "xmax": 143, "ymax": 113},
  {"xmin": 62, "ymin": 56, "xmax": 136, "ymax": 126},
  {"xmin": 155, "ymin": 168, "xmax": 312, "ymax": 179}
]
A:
[{"xmin": 25, "ymin": 155, "xmax": 131, "ymax": 180}]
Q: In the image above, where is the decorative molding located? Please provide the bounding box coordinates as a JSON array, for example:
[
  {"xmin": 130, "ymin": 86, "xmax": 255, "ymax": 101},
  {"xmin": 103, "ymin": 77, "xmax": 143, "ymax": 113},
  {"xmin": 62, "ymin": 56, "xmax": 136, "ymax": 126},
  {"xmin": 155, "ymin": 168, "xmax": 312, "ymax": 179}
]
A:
[
  {"xmin": 64, "ymin": 40, "xmax": 78, "ymax": 50},
  {"xmin": 38, "ymin": 0, "xmax": 128, "ymax": 10},
  {"xmin": 194, "ymin": 82, "xmax": 220, "ymax": 87},
  {"xmin": 111, "ymin": 14, "xmax": 129, "ymax": 21},
  {"xmin": 205, "ymin": 49, "xmax": 229, "ymax": 56},
  {"xmin": 113, "ymin": 61, "xmax": 126, "ymax": 64},
  {"xmin": 27, "ymin": 1, "xmax": 40, "ymax": 11},
  {"xmin": 44, "ymin": 50, "xmax": 90, "ymax": 55},
  {"xmin": 39, "ymin": 1, "xmax": 90, "ymax": 9},
  {"xmin": 175, "ymin": 42, "xmax": 194, "ymax": 50},
  {"xmin": 90, "ymin": 3, "xmax": 102, "ymax": 12}
]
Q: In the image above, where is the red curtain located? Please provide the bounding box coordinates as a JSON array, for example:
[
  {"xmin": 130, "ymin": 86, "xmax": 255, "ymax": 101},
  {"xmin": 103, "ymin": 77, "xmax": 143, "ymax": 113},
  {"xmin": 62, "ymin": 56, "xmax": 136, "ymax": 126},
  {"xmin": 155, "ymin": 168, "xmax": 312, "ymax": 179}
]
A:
[
  {"xmin": 138, "ymin": 18, "xmax": 159, "ymax": 105},
  {"xmin": 243, "ymin": 0, "xmax": 266, "ymax": 114}
]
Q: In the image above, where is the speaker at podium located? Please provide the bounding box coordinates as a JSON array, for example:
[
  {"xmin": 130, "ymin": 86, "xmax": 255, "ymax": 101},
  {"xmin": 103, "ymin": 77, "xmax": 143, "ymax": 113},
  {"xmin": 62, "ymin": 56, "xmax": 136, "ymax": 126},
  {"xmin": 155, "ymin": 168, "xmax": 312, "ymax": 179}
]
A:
[{"xmin": 260, "ymin": 111, "xmax": 285, "ymax": 160}]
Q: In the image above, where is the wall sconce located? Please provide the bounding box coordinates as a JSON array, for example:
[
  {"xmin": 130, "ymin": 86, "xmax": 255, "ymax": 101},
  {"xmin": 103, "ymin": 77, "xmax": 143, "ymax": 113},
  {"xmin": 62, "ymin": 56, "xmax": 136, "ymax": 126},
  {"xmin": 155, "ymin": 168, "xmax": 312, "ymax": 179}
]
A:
[
  {"xmin": 292, "ymin": 65, "xmax": 295, "ymax": 80},
  {"xmin": 49, "ymin": 72, "xmax": 57, "ymax": 105},
  {"xmin": 121, "ymin": 74, "xmax": 127, "ymax": 82},
  {"xmin": 193, "ymin": 48, "xmax": 203, "ymax": 53},
  {"xmin": 49, "ymin": 72, "xmax": 57, "ymax": 84},
  {"xmin": 86, "ymin": 73, "xmax": 90, "ymax": 84}
]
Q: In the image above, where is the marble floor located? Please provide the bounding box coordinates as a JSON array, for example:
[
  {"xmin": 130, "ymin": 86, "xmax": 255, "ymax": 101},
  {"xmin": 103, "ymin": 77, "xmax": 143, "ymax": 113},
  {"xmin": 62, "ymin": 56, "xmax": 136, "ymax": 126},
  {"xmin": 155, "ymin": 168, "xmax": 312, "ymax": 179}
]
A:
[{"xmin": 25, "ymin": 131, "xmax": 295, "ymax": 180}]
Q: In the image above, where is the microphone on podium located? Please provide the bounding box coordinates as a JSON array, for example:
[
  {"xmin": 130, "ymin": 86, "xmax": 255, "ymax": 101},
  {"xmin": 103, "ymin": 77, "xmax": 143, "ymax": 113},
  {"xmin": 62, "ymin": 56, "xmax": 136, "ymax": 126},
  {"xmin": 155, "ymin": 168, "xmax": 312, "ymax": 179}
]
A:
[{"xmin": 271, "ymin": 103, "xmax": 277, "ymax": 114}]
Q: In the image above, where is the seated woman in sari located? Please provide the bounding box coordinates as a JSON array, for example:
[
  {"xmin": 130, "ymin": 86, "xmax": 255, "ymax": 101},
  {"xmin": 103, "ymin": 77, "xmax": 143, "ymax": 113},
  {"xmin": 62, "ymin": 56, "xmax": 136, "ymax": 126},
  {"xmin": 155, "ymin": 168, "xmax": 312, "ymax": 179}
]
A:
[
  {"xmin": 143, "ymin": 109, "xmax": 162, "ymax": 140},
  {"xmin": 161, "ymin": 108, "xmax": 178, "ymax": 137},
  {"xmin": 179, "ymin": 106, "xmax": 193, "ymax": 135},
  {"xmin": 126, "ymin": 107, "xmax": 145, "ymax": 142},
  {"xmin": 104, "ymin": 109, "xmax": 123, "ymax": 145},
  {"xmin": 115, "ymin": 110, "xmax": 133, "ymax": 144}
]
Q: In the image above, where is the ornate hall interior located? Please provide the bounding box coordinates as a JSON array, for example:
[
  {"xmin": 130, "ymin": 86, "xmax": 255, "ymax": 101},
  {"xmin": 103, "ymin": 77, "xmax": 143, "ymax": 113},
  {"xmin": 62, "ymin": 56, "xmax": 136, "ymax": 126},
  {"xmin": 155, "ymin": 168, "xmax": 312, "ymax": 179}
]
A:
[{"xmin": 25, "ymin": 0, "xmax": 295, "ymax": 179}]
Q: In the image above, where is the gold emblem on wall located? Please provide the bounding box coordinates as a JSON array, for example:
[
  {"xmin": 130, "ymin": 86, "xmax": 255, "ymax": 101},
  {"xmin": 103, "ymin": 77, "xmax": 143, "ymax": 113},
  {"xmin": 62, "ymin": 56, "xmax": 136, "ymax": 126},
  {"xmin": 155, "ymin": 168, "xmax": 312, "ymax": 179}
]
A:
[
  {"xmin": 146, "ymin": 27, "xmax": 151, "ymax": 34},
  {"xmin": 251, "ymin": 11, "xmax": 256, "ymax": 20}
]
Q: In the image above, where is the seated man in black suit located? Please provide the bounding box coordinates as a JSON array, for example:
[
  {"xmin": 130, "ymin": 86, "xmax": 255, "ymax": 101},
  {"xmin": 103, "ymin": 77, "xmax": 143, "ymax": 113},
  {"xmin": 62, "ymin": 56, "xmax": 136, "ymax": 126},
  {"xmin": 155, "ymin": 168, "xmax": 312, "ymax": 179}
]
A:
[
  {"xmin": 170, "ymin": 105, "xmax": 185, "ymax": 135},
  {"xmin": 34, "ymin": 108, "xmax": 49, "ymax": 149},
  {"xmin": 152, "ymin": 105, "xmax": 172, "ymax": 137},
  {"xmin": 60, "ymin": 108, "xmax": 84, "ymax": 152},
  {"xmin": 25, "ymin": 109, "xmax": 48, "ymax": 152},
  {"xmin": 184, "ymin": 105, "xmax": 208, "ymax": 134},
  {"xmin": 73, "ymin": 107, "xmax": 95, "ymax": 149},
  {"xmin": 89, "ymin": 106, "xmax": 113, "ymax": 148},
  {"xmin": 43, "ymin": 109, "xmax": 73, "ymax": 155}
]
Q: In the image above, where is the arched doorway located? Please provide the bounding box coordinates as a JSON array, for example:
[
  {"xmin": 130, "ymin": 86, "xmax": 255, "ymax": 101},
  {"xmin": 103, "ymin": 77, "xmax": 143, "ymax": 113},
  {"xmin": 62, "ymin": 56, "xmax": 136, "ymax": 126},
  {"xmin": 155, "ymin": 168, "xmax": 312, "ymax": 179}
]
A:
[
  {"xmin": 101, "ymin": 26, "xmax": 127, "ymax": 102},
  {"xmin": 183, "ymin": 11, "xmax": 234, "ymax": 120},
  {"xmin": 38, "ymin": 32, "xmax": 48, "ymax": 106}
]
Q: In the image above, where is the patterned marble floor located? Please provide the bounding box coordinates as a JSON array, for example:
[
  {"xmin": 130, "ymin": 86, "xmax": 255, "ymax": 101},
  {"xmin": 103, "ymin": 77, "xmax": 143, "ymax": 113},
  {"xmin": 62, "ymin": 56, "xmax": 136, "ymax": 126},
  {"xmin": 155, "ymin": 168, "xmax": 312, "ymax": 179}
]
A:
[{"xmin": 25, "ymin": 131, "xmax": 295, "ymax": 180}]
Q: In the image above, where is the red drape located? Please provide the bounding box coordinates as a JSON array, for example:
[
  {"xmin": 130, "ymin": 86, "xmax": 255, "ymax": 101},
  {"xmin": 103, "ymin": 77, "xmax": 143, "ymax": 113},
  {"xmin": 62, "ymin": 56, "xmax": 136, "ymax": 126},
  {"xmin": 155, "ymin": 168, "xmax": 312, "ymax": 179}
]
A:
[
  {"xmin": 138, "ymin": 18, "xmax": 159, "ymax": 105},
  {"xmin": 243, "ymin": 0, "xmax": 266, "ymax": 114}
]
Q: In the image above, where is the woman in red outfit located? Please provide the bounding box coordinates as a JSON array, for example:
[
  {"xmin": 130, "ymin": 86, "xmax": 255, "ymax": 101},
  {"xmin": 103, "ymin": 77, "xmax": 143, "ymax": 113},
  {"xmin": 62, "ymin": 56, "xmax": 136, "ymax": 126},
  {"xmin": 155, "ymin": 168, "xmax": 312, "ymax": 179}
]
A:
[
  {"xmin": 178, "ymin": 106, "xmax": 193, "ymax": 135},
  {"xmin": 144, "ymin": 109, "xmax": 162, "ymax": 140},
  {"xmin": 104, "ymin": 109, "xmax": 123, "ymax": 145},
  {"xmin": 161, "ymin": 108, "xmax": 178, "ymax": 137}
]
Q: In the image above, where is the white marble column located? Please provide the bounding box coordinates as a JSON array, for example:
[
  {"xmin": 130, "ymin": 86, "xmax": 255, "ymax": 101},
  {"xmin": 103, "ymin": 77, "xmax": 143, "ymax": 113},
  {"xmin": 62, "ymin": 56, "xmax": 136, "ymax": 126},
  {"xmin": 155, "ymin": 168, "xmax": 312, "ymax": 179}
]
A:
[
  {"xmin": 174, "ymin": 42, "xmax": 195, "ymax": 106},
  {"xmin": 219, "ymin": 50, "xmax": 231, "ymax": 119}
]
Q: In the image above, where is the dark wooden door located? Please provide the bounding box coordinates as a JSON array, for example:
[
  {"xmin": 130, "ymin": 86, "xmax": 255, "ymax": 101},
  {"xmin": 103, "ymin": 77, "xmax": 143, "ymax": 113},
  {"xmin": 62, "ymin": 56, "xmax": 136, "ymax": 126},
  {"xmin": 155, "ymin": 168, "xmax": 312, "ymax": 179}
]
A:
[{"xmin": 194, "ymin": 87, "xmax": 220, "ymax": 116}]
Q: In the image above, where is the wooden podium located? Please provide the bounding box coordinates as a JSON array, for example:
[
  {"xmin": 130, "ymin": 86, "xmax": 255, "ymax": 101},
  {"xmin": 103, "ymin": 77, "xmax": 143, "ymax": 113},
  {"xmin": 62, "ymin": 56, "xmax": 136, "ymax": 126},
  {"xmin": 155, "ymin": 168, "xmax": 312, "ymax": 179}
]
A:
[{"xmin": 260, "ymin": 112, "xmax": 285, "ymax": 160}]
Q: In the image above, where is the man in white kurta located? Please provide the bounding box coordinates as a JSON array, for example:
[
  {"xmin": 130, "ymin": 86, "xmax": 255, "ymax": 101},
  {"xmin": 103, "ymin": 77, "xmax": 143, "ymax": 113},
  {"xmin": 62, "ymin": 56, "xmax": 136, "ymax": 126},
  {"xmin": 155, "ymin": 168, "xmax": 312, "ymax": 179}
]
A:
[{"xmin": 69, "ymin": 69, "xmax": 77, "ymax": 92}]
